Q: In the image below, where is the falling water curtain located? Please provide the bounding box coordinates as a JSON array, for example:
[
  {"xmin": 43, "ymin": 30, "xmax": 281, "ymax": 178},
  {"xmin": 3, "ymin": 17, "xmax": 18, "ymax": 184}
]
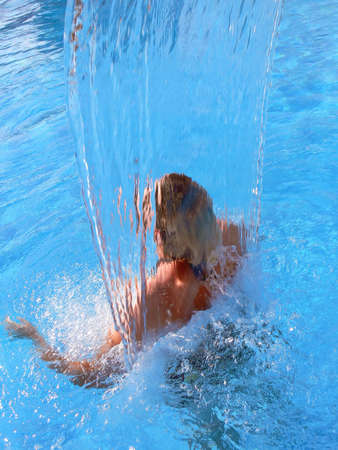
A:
[{"xmin": 65, "ymin": 0, "xmax": 282, "ymax": 363}]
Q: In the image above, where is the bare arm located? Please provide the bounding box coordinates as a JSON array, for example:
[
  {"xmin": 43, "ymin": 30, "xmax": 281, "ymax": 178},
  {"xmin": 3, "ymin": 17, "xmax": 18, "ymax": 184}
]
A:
[
  {"xmin": 203, "ymin": 219, "xmax": 248, "ymax": 289},
  {"xmin": 217, "ymin": 218, "xmax": 247, "ymax": 255},
  {"xmin": 4, "ymin": 316, "xmax": 122, "ymax": 387}
]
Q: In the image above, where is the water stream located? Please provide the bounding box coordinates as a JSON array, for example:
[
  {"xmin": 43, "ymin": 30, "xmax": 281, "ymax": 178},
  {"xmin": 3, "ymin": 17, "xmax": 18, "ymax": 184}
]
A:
[{"xmin": 64, "ymin": 0, "xmax": 282, "ymax": 363}]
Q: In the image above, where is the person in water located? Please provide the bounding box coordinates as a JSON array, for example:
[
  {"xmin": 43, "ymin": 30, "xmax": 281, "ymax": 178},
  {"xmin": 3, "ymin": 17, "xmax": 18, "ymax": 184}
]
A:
[{"xmin": 5, "ymin": 173, "xmax": 245, "ymax": 385}]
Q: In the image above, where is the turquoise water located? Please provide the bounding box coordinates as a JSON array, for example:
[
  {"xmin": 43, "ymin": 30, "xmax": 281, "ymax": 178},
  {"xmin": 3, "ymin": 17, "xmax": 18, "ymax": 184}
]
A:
[{"xmin": 0, "ymin": 0, "xmax": 337, "ymax": 448}]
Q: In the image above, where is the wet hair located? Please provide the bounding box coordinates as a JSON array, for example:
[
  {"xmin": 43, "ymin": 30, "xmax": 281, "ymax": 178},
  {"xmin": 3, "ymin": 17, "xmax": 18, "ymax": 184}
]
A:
[{"xmin": 154, "ymin": 173, "xmax": 221, "ymax": 268}]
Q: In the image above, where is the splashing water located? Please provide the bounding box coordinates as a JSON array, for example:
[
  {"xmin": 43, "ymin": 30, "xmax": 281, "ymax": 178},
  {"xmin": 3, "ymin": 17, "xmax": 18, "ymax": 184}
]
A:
[{"xmin": 64, "ymin": 0, "xmax": 282, "ymax": 363}]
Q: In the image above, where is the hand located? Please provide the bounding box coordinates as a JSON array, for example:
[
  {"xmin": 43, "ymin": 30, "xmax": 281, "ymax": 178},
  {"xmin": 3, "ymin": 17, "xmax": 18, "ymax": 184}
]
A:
[{"xmin": 4, "ymin": 316, "xmax": 42, "ymax": 343}]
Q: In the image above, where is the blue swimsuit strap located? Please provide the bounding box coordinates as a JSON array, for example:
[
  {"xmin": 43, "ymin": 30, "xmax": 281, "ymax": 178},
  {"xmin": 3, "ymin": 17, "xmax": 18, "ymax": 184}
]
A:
[{"xmin": 190, "ymin": 263, "xmax": 207, "ymax": 281}]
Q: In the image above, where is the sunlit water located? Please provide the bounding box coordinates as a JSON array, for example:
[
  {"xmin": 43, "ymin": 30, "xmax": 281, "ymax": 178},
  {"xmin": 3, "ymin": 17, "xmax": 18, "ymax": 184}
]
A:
[{"xmin": 0, "ymin": 0, "xmax": 337, "ymax": 448}]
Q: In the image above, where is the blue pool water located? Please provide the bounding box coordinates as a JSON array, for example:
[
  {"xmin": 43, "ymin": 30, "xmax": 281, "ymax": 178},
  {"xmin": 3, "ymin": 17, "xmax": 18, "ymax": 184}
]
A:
[{"xmin": 0, "ymin": 0, "xmax": 337, "ymax": 448}]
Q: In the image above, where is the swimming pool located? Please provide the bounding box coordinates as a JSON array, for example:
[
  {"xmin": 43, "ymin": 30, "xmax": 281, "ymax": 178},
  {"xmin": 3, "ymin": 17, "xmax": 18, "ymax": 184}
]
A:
[{"xmin": 0, "ymin": 0, "xmax": 337, "ymax": 448}]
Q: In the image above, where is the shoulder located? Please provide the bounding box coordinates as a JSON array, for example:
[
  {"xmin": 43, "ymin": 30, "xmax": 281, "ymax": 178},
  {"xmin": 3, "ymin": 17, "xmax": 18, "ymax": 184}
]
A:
[
  {"xmin": 154, "ymin": 259, "xmax": 194, "ymax": 284},
  {"xmin": 217, "ymin": 218, "xmax": 246, "ymax": 255}
]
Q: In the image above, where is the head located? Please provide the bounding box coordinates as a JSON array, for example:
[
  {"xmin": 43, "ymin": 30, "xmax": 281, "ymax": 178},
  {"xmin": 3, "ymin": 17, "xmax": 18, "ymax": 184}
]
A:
[{"xmin": 154, "ymin": 173, "xmax": 221, "ymax": 267}]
